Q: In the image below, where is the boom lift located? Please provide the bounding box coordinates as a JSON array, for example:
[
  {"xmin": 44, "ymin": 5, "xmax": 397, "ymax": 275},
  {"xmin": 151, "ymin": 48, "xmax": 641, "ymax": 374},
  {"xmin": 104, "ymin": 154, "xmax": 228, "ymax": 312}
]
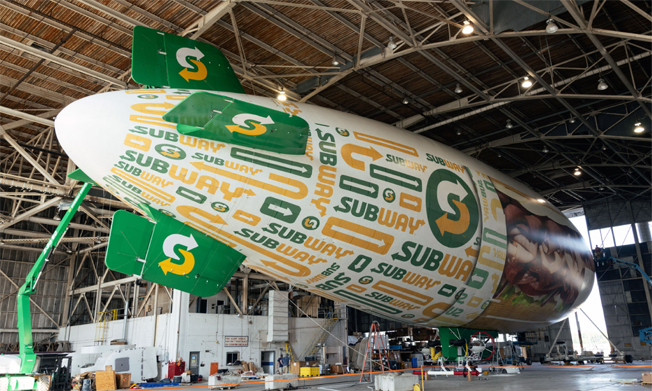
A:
[{"xmin": 0, "ymin": 182, "xmax": 92, "ymax": 391}]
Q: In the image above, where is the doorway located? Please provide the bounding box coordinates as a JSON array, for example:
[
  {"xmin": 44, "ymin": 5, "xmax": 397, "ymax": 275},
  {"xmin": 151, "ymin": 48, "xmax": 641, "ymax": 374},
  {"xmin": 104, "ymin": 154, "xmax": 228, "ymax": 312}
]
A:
[
  {"xmin": 261, "ymin": 351, "xmax": 276, "ymax": 374},
  {"xmin": 189, "ymin": 351, "xmax": 200, "ymax": 375}
]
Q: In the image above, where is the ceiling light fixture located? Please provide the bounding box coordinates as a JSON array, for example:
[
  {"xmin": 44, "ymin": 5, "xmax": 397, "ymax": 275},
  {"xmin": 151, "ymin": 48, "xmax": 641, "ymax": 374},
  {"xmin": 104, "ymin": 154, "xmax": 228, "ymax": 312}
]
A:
[
  {"xmin": 597, "ymin": 78, "xmax": 608, "ymax": 90},
  {"xmin": 277, "ymin": 89, "xmax": 287, "ymax": 101},
  {"xmin": 387, "ymin": 36, "xmax": 397, "ymax": 50},
  {"xmin": 569, "ymin": 117, "xmax": 576, "ymax": 124},
  {"xmin": 497, "ymin": 153, "xmax": 502, "ymax": 157},
  {"xmin": 574, "ymin": 167, "xmax": 582, "ymax": 176},
  {"xmin": 462, "ymin": 21, "xmax": 474, "ymax": 35},
  {"xmin": 545, "ymin": 19, "xmax": 558, "ymax": 34},
  {"xmin": 456, "ymin": 130, "xmax": 462, "ymax": 136},
  {"xmin": 332, "ymin": 57, "xmax": 339, "ymax": 66},
  {"xmin": 506, "ymin": 119, "xmax": 513, "ymax": 129},
  {"xmin": 634, "ymin": 122, "xmax": 645, "ymax": 133},
  {"xmin": 402, "ymin": 97, "xmax": 409, "ymax": 105},
  {"xmin": 542, "ymin": 146, "xmax": 549, "ymax": 153},
  {"xmin": 454, "ymin": 83, "xmax": 463, "ymax": 94},
  {"xmin": 521, "ymin": 76, "xmax": 533, "ymax": 88}
]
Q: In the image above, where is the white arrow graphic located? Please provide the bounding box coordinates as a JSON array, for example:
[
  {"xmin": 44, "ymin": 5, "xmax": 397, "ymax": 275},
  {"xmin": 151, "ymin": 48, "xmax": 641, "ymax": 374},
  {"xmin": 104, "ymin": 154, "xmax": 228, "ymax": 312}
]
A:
[
  {"xmin": 268, "ymin": 204, "xmax": 293, "ymax": 216},
  {"xmin": 342, "ymin": 177, "xmax": 375, "ymax": 193},
  {"xmin": 232, "ymin": 113, "xmax": 274, "ymax": 128},
  {"xmin": 176, "ymin": 47, "xmax": 204, "ymax": 68},
  {"xmin": 328, "ymin": 224, "xmax": 386, "ymax": 247},
  {"xmin": 162, "ymin": 234, "xmax": 198, "ymax": 260},
  {"xmin": 436, "ymin": 179, "xmax": 468, "ymax": 214},
  {"xmin": 377, "ymin": 170, "xmax": 420, "ymax": 188},
  {"xmin": 232, "ymin": 150, "xmax": 308, "ymax": 173}
]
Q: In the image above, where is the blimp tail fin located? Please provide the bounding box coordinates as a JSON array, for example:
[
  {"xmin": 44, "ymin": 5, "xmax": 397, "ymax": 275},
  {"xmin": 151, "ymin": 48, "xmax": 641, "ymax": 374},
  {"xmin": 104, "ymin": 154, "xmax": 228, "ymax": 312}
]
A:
[
  {"xmin": 131, "ymin": 26, "xmax": 244, "ymax": 94},
  {"xmin": 162, "ymin": 91, "xmax": 310, "ymax": 155},
  {"xmin": 106, "ymin": 206, "xmax": 245, "ymax": 297}
]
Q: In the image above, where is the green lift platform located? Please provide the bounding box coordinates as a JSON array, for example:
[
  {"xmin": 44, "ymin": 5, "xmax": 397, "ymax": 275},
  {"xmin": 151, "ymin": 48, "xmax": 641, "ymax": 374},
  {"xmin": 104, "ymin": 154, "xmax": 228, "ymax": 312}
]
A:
[{"xmin": 0, "ymin": 182, "xmax": 92, "ymax": 391}]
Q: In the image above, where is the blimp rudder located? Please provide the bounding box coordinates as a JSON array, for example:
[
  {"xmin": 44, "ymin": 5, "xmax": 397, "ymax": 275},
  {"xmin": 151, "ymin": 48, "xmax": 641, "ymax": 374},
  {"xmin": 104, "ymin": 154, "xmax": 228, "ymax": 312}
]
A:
[{"xmin": 131, "ymin": 26, "xmax": 244, "ymax": 94}]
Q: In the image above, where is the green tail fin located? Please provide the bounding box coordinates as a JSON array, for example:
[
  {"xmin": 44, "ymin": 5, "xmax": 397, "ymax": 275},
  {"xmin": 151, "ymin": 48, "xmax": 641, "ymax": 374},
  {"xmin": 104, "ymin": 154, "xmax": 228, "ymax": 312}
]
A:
[
  {"xmin": 106, "ymin": 207, "xmax": 245, "ymax": 297},
  {"xmin": 131, "ymin": 26, "xmax": 244, "ymax": 94}
]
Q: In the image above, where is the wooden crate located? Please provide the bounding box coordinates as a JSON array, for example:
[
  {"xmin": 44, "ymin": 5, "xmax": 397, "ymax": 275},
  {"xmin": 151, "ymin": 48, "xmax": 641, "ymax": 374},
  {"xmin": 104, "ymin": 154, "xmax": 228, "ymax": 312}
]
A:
[
  {"xmin": 115, "ymin": 373, "xmax": 131, "ymax": 389},
  {"xmin": 96, "ymin": 370, "xmax": 116, "ymax": 391}
]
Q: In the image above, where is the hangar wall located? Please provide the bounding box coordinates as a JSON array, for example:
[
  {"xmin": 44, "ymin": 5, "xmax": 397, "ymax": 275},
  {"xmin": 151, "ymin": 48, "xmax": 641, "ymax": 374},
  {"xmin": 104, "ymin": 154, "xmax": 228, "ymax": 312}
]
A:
[
  {"xmin": 59, "ymin": 299, "xmax": 348, "ymax": 379},
  {"xmin": 584, "ymin": 200, "xmax": 652, "ymax": 360}
]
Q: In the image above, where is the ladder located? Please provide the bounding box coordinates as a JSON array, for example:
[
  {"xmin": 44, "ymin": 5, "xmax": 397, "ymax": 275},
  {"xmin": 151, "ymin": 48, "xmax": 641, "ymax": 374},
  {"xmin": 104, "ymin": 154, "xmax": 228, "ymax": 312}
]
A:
[
  {"xmin": 285, "ymin": 342, "xmax": 296, "ymax": 362},
  {"xmin": 94, "ymin": 309, "xmax": 118, "ymax": 345},
  {"xmin": 299, "ymin": 312, "xmax": 338, "ymax": 361},
  {"xmin": 359, "ymin": 321, "xmax": 390, "ymax": 382},
  {"xmin": 94, "ymin": 312, "xmax": 110, "ymax": 345}
]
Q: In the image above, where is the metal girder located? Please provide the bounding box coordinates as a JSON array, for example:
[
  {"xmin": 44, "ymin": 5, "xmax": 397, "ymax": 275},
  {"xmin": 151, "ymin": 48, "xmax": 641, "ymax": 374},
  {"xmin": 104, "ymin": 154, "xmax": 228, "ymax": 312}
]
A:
[
  {"xmin": 0, "ymin": 106, "xmax": 55, "ymax": 128},
  {"xmin": 0, "ymin": 22, "xmax": 123, "ymax": 74},
  {"xmin": 463, "ymin": 133, "xmax": 651, "ymax": 154},
  {"xmin": 242, "ymin": 2, "xmax": 352, "ymax": 62},
  {"xmin": 410, "ymin": 48, "xmax": 652, "ymax": 132},
  {"xmin": 183, "ymin": 0, "xmax": 236, "ymax": 38},
  {"xmin": 449, "ymin": 0, "xmax": 652, "ymax": 187},
  {"xmin": 560, "ymin": 0, "xmax": 652, "ymax": 119},
  {"xmin": 0, "ymin": 75, "xmax": 74, "ymax": 105},
  {"xmin": 0, "ymin": 110, "xmax": 61, "ymax": 133},
  {"xmin": 0, "ymin": 328, "xmax": 58, "ymax": 333},
  {"xmin": 74, "ymin": 0, "xmax": 148, "ymax": 29},
  {"xmin": 510, "ymin": 162, "xmax": 651, "ymax": 177},
  {"xmin": 71, "ymin": 275, "xmax": 137, "ymax": 295},
  {"xmin": 0, "ymin": 176, "xmax": 131, "ymax": 210},
  {"xmin": 0, "ymin": 0, "xmax": 131, "ymax": 57},
  {"xmin": 541, "ymin": 181, "xmax": 650, "ymax": 196},
  {"xmin": 347, "ymin": 0, "xmax": 413, "ymax": 46},
  {"xmin": 1, "ymin": 133, "xmax": 60, "ymax": 185},
  {"xmin": 57, "ymin": 0, "xmax": 133, "ymax": 36},
  {"xmin": 621, "ymin": 0, "xmax": 652, "ymax": 23},
  {"xmin": 0, "ymin": 35, "xmax": 127, "ymax": 88},
  {"xmin": 27, "ymin": 217, "xmax": 110, "ymax": 233},
  {"xmin": 109, "ymin": 0, "xmax": 181, "ymax": 32},
  {"xmin": 561, "ymin": 0, "xmax": 652, "ymax": 119},
  {"xmin": 0, "ymin": 197, "xmax": 61, "ymax": 231},
  {"xmin": 0, "ymin": 58, "xmax": 97, "ymax": 96}
]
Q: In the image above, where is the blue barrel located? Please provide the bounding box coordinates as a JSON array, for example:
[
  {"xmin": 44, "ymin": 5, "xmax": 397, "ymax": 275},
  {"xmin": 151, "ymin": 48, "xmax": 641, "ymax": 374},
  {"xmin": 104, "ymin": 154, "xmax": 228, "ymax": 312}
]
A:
[{"xmin": 412, "ymin": 357, "xmax": 418, "ymax": 368}]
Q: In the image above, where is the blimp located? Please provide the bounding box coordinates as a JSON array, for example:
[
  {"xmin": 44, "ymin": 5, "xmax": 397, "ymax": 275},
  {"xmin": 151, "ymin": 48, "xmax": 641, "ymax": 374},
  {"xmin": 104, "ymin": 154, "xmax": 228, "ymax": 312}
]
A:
[{"xmin": 54, "ymin": 26, "xmax": 594, "ymax": 335}]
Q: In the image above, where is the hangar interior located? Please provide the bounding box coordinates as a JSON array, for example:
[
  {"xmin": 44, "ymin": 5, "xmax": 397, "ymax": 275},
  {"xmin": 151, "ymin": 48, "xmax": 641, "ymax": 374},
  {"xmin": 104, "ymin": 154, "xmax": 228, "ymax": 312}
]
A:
[{"xmin": 0, "ymin": 0, "xmax": 650, "ymax": 390}]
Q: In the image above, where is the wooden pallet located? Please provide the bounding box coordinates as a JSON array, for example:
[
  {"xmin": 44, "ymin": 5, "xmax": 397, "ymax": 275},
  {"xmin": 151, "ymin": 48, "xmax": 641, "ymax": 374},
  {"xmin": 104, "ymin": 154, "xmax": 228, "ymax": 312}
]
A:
[{"xmin": 209, "ymin": 385, "xmax": 239, "ymax": 390}]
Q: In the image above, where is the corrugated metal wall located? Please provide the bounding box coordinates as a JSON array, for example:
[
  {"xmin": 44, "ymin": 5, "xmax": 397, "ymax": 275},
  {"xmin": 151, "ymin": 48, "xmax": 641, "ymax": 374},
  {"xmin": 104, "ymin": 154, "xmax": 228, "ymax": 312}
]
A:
[{"xmin": 0, "ymin": 247, "xmax": 68, "ymax": 345}]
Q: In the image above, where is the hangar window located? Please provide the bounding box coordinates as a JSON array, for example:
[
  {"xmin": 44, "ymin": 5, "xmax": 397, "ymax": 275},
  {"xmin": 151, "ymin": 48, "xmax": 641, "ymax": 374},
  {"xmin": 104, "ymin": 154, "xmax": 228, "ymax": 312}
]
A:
[
  {"xmin": 611, "ymin": 224, "xmax": 636, "ymax": 247},
  {"xmin": 589, "ymin": 228, "xmax": 614, "ymax": 248},
  {"xmin": 226, "ymin": 351, "xmax": 239, "ymax": 365}
]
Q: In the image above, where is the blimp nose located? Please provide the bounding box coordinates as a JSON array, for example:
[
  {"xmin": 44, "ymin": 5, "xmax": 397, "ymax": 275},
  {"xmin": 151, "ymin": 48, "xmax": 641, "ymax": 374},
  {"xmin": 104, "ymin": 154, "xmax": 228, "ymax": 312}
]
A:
[{"xmin": 55, "ymin": 92, "xmax": 121, "ymax": 180}]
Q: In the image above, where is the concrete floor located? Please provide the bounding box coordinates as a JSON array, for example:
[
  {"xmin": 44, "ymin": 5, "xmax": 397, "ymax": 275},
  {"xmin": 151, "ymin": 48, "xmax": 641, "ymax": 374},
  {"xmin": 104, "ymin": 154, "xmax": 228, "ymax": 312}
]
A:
[{"xmin": 147, "ymin": 362, "xmax": 652, "ymax": 391}]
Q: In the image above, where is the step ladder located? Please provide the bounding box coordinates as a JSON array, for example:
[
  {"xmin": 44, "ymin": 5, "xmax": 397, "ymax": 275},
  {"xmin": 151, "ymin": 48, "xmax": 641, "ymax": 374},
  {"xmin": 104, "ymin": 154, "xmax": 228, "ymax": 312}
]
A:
[{"xmin": 299, "ymin": 312, "xmax": 338, "ymax": 361}]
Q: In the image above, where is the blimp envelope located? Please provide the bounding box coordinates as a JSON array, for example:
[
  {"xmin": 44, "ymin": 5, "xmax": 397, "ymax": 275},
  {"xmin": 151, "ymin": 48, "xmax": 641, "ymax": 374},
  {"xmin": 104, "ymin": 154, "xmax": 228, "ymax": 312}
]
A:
[{"xmin": 56, "ymin": 26, "xmax": 595, "ymax": 333}]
